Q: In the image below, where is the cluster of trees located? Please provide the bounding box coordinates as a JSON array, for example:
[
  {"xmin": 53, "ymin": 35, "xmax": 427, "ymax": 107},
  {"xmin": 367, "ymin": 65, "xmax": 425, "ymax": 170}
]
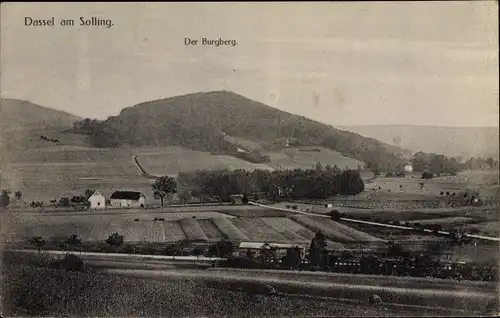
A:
[
  {"xmin": 0, "ymin": 190, "xmax": 23, "ymax": 208},
  {"xmin": 411, "ymin": 152, "xmax": 499, "ymax": 176},
  {"xmin": 177, "ymin": 165, "xmax": 365, "ymax": 202},
  {"xmin": 463, "ymin": 157, "xmax": 499, "ymax": 170},
  {"xmin": 411, "ymin": 152, "xmax": 462, "ymax": 175}
]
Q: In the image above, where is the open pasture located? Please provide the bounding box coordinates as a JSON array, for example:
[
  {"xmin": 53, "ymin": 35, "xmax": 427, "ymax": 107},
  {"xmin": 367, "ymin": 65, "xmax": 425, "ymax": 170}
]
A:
[
  {"xmin": 259, "ymin": 217, "xmax": 313, "ymax": 242},
  {"xmin": 197, "ymin": 219, "xmax": 227, "ymax": 240},
  {"xmin": 290, "ymin": 215, "xmax": 371, "ymax": 243},
  {"xmin": 135, "ymin": 147, "xmax": 272, "ymax": 177},
  {"xmin": 230, "ymin": 218, "xmax": 288, "ymax": 242},
  {"xmin": 263, "ymin": 147, "xmax": 363, "ymax": 171}
]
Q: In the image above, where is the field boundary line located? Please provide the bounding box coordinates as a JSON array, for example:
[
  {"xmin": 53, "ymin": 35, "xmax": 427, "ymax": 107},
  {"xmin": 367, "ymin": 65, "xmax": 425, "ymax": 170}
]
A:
[
  {"xmin": 248, "ymin": 202, "xmax": 500, "ymax": 242},
  {"xmin": 11, "ymin": 249, "xmax": 224, "ymax": 262},
  {"xmin": 132, "ymin": 155, "xmax": 158, "ymax": 179}
]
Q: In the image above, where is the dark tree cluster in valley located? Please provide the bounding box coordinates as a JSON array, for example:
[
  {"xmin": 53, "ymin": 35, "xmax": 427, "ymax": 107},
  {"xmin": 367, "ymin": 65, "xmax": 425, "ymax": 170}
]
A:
[{"xmin": 177, "ymin": 166, "xmax": 365, "ymax": 202}]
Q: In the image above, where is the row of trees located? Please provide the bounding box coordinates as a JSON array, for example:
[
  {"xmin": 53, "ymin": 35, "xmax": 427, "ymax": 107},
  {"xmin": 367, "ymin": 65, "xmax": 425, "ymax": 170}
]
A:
[
  {"xmin": 176, "ymin": 166, "xmax": 365, "ymax": 202},
  {"xmin": 411, "ymin": 152, "xmax": 499, "ymax": 176}
]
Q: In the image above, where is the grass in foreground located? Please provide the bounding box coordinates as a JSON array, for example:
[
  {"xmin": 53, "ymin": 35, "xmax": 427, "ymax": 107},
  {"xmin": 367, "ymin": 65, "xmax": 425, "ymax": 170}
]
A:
[{"xmin": 1, "ymin": 251, "xmax": 480, "ymax": 317}]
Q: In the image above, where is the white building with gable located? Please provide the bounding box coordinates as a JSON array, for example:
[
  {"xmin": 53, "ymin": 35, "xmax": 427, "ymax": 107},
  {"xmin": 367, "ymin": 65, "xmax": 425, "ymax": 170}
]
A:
[{"xmin": 88, "ymin": 191, "xmax": 106, "ymax": 210}]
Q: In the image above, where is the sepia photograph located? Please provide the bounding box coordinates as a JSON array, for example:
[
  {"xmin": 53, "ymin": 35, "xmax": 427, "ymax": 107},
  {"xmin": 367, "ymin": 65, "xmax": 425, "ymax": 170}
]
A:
[{"xmin": 0, "ymin": 1, "xmax": 499, "ymax": 317}]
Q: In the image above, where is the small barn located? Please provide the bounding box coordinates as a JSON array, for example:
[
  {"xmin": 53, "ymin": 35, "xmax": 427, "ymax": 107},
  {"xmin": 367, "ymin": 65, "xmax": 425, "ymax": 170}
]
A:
[
  {"xmin": 88, "ymin": 191, "xmax": 106, "ymax": 210},
  {"xmin": 110, "ymin": 191, "xmax": 146, "ymax": 208}
]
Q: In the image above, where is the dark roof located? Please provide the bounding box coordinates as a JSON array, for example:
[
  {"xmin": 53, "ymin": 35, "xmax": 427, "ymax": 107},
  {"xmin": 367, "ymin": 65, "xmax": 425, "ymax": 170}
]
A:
[{"xmin": 110, "ymin": 191, "xmax": 144, "ymax": 200}]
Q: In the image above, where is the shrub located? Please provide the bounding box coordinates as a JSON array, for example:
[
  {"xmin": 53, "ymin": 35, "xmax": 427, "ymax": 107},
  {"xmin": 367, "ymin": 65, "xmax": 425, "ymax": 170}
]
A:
[
  {"xmin": 291, "ymin": 205, "xmax": 298, "ymax": 210},
  {"xmin": 124, "ymin": 244, "xmax": 135, "ymax": 254},
  {"xmin": 422, "ymin": 171, "xmax": 433, "ymax": 179},
  {"xmin": 52, "ymin": 253, "xmax": 84, "ymax": 272},
  {"xmin": 329, "ymin": 210, "xmax": 342, "ymax": 221},
  {"xmin": 369, "ymin": 294, "xmax": 382, "ymax": 304}
]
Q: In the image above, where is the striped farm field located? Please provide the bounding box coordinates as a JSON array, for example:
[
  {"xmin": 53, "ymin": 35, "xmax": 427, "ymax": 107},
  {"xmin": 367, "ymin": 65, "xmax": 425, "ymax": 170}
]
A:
[
  {"xmin": 313, "ymin": 217, "xmax": 385, "ymax": 243},
  {"xmin": 259, "ymin": 217, "xmax": 312, "ymax": 242},
  {"xmin": 179, "ymin": 218, "xmax": 208, "ymax": 242},
  {"xmin": 211, "ymin": 217, "xmax": 250, "ymax": 241},
  {"xmin": 290, "ymin": 215, "xmax": 356, "ymax": 243},
  {"xmin": 230, "ymin": 218, "xmax": 288, "ymax": 242},
  {"xmin": 162, "ymin": 221, "xmax": 187, "ymax": 242},
  {"xmin": 197, "ymin": 219, "xmax": 227, "ymax": 240},
  {"xmin": 121, "ymin": 221, "xmax": 165, "ymax": 243}
]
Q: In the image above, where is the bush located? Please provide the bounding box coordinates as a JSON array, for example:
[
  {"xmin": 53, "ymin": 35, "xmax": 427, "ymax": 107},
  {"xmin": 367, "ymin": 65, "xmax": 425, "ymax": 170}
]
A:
[
  {"xmin": 422, "ymin": 171, "xmax": 433, "ymax": 179},
  {"xmin": 291, "ymin": 205, "xmax": 298, "ymax": 210},
  {"xmin": 124, "ymin": 245, "xmax": 135, "ymax": 254},
  {"xmin": 328, "ymin": 210, "xmax": 342, "ymax": 221},
  {"xmin": 52, "ymin": 253, "xmax": 84, "ymax": 272}
]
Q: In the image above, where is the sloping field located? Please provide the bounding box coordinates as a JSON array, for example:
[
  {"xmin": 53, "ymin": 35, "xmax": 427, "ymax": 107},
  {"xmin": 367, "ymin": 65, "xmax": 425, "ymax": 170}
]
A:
[
  {"xmin": 1, "ymin": 145, "xmax": 154, "ymax": 202},
  {"xmin": 179, "ymin": 218, "xmax": 209, "ymax": 241},
  {"xmin": 230, "ymin": 218, "xmax": 288, "ymax": 242},
  {"xmin": 290, "ymin": 215, "xmax": 384, "ymax": 243},
  {"xmin": 314, "ymin": 218, "xmax": 386, "ymax": 243},
  {"xmin": 135, "ymin": 147, "xmax": 272, "ymax": 177},
  {"xmin": 290, "ymin": 215, "xmax": 356, "ymax": 243},
  {"xmin": 264, "ymin": 147, "xmax": 363, "ymax": 170},
  {"xmin": 211, "ymin": 217, "xmax": 249, "ymax": 241},
  {"xmin": 259, "ymin": 217, "xmax": 313, "ymax": 242},
  {"xmin": 1, "ymin": 211, "xmax": 234, "ymax": 244},
  {"xmin": 197, "ymin": 219, "xmax": 227, "ymax": 240}
]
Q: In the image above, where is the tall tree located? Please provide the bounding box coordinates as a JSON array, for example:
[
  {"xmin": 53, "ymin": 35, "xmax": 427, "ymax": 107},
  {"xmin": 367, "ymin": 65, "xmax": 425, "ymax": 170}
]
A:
[
  {"xmin": 29, "ymin": 236, "xmax": 46, "ymax": 254},
  {"xmin": 152, "ymin": 176, "xmax": 178, "ymax": 207},
  {"xmin": 106, "ymin": 232, "xmax": 124, "ymax": 253},
  {"xmin": 14, "ymin": 191, "xmax": 22, "ymax": 201},
  {"xmin": 309, "ymin": 231, "xmax": 327, "ymax": 267},
  {"xmin": 0, "ymin": 189, "xmax": 11, "ymax": 207},
  {"xmin": 178, "ymin": 190, "xmax": 193, "ymax": 205},
  {"xmin": 84, "ymin": 189, "xmax": 95, "ymax": 199}
]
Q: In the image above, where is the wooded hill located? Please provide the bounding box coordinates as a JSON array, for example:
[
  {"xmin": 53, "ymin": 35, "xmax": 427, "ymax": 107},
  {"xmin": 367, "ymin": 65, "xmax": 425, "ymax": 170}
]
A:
[{"xmin": 79, "ymin": 91, "xmax": 404, "ymax": 171}]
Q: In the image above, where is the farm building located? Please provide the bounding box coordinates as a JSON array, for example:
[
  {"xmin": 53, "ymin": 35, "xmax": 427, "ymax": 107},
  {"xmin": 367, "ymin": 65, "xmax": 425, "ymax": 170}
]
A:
[
  {"xmin": 238, "ymin": 242, "xmax": 308, "ymax": 259},
  {"xmin": 404, "ymin": 164, "xmax": 413, "ymax": 172},
  {"xmin": 88, "ymin": 191, "xmax": 106, "ymax": 210},
  {"xmin": 110, "ymin": 191, "xmax": 146, "ymax": 208}
]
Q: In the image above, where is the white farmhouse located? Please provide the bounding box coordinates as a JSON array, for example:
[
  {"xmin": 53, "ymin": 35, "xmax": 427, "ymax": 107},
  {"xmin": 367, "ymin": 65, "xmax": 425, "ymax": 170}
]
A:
[
  {"xmin": 88, "ymin": 191, "xmax": 106, "ymax": 210},
  {"xmin": 110, "ymin": 190, "xmax": 147, "ymax": 208},
  {"xmin": 404, "ymin": 164, "xmax": 413, "ymax": 172}
]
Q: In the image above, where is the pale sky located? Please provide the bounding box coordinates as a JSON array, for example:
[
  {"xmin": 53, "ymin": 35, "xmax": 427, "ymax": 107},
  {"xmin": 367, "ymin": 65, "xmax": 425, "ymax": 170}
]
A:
[{"xmin": 1, "ymin": 2, "xmax": 498, "ymax": 127}]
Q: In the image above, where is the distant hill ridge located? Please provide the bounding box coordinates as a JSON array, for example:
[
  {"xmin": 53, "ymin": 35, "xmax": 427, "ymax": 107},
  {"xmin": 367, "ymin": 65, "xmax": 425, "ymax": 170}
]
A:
[
  {"xmin": 339, "ymin": 124, "xmax": 499, "ymax": 160},
  {"xmin": 82, "ymin": 90, "xmax": 405, "ymax": 170}
]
